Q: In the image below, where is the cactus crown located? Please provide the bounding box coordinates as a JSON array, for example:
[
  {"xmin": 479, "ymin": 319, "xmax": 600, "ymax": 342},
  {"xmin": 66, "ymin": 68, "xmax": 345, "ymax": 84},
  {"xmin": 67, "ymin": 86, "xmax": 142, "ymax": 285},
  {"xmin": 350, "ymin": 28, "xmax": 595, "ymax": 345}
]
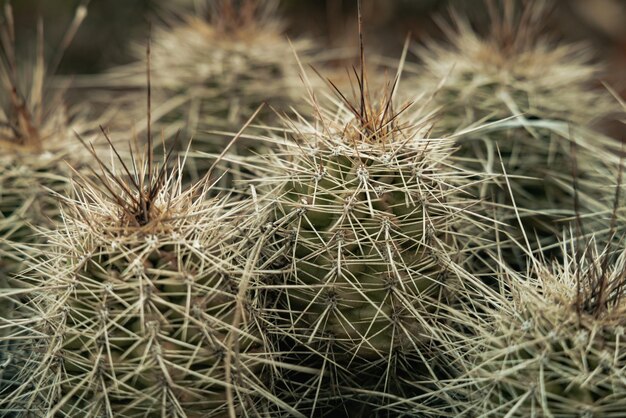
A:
[
  {"xmin": 319, "ymin": 56, "xmax": 408, "ymax": 147},
  {"xmin": 311, "ymin": 2, "xmax": 416, "ymax": 148},
  {"xmin": 73, "ymin": 35, "xmax": 202, "ymax": 232},
  {"xmin": 434, "ymin": 0, "xmax": 555, "ymax": 72},
  {"xmin": 74, "ymin": 128, "xmax": 185, "ymax": 230}
]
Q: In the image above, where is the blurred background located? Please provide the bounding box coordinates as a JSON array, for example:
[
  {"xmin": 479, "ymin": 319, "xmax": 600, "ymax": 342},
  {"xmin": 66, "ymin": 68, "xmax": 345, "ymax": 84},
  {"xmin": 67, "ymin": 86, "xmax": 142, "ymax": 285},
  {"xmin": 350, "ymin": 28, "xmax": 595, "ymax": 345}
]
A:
[{"xmin": 8, "ymin": 0, "xmax": 626, "ymax": 97}]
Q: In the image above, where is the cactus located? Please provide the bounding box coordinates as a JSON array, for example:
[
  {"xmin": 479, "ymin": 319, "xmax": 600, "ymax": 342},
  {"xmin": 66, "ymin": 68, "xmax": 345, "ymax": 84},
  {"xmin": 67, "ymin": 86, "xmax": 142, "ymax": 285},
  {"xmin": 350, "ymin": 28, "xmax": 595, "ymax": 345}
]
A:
[
  {"xmin": 243, "ymin": 27, "xmax": 489, "ymax": 414},
  {"xmin": 84, "ymin": 0, "xmax": 321, "ymax": 190},
  {"xmin": 411, "ymin": 0, "xmax": 618, "ymax": 263},
  {"xmin": 0, "ymin": 124, "xmax": 300, "ymax": 416},
  {"xmin": 440, "ymin": 161, "xmax": 626, "ymax": 416},
  {"xmin": 415, "ymin": 0, "xmax": 611, "ymax": 132},
  {"xmin": 4, "ymin": 1, "xmax": 625, "ymax": 416},
  {"xmin": 450, "ymin": 234, "xmax": 626, "ymax": 417},
  {"xmin": 94, "ymin": 0, "xmax": 314, "ymax": 149},
  {"xmin": 0, "ymin": 3, "xmax": 96, "ymax": 380}
]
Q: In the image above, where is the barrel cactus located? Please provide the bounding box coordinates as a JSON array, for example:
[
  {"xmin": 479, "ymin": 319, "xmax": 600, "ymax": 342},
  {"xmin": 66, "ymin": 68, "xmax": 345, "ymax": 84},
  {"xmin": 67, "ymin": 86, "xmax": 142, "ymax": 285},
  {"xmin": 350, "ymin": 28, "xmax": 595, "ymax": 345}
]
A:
[
  {"xmin": 245, "ymin": 47, "xmax": 488, "ymax": 414},
  {"xmin": 0, "ymin": 132, "xmax": 290, "ymax": 417}
]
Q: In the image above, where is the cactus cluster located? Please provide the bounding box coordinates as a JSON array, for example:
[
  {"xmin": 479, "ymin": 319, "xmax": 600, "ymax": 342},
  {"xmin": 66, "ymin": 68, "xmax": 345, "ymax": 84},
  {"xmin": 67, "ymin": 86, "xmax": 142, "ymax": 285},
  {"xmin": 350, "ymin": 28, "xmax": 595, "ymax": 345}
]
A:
[{"xmin": 2, "ymin": 0, "xmax": 626, "ymax": 417}]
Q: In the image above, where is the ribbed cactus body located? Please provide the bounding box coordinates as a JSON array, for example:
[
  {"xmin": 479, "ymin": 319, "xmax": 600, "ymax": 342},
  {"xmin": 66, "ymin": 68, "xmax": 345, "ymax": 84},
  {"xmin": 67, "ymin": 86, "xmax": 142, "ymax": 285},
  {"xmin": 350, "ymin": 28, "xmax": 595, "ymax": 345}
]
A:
[
  {"xmin": 248, "ymin": 81, "xmax": 483, "ymax": 414},
  {"xmin": 58, "ymin": 233, "xmax": 256, "ymax": 416},
  {"xmin": 0, "ymin": 156, "xmax": 273, "ymax": 417},
  {"xmin": 277, "ymin": 139, "xmax": 450, "ymax": 358}
]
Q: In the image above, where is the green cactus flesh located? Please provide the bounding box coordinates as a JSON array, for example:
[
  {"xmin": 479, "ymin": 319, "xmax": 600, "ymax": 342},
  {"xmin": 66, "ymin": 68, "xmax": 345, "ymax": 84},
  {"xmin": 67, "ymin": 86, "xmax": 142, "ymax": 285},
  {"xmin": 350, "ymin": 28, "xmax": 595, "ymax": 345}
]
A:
[{"xmin": 278, "ymin": 147, "xmax": 447, "ymax": 357}]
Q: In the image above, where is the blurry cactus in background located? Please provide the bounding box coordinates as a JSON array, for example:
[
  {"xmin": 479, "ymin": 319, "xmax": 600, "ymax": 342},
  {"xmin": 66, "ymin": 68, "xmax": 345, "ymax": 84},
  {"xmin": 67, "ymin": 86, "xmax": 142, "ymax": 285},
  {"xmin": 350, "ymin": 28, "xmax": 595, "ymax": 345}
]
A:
[
  {"xmin": 0, "ymin": 3, "xmax": 99, "ymax": 379},
  {"xmin": 416, "ymin": 1, "xmax": 612, "ymax": 130},
  {"xmin": 411, "ymin": 0, "xmax": 620, "ymax": 267},
  {"xmin": 94, "ymin": 0, "xmax": 316, "ymax": 165},
  {"xmin": 0, "ymin": 3, "xmax": 90, "ymax": 265}
]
